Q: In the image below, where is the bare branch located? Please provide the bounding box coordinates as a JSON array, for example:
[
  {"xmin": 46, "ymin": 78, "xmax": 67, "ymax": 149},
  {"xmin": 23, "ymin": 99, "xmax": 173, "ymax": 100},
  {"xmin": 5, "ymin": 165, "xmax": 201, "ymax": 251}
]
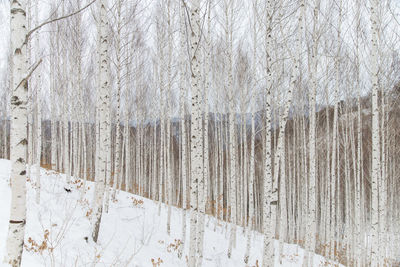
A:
[
  {"xmin": 25, "ymin": 0, "xmax": 97, "ymax": 43},
  {"xmin": 15, "ymin": 59, "xmax": 43, "ymax": 92}
]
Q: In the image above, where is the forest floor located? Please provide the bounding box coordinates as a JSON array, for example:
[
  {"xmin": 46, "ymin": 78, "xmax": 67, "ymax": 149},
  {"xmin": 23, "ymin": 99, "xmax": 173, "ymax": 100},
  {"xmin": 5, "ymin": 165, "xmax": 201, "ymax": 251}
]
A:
[{"xmin": 0, "ymin": 159, "xmax": 338, "ymax": 267}]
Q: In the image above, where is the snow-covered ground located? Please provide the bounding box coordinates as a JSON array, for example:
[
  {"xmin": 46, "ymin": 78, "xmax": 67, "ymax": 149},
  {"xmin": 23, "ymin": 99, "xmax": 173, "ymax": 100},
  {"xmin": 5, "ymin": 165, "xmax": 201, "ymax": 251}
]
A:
[{"xmin": 0, "ymin": 159, "xmax": 337, "ymax": 266}]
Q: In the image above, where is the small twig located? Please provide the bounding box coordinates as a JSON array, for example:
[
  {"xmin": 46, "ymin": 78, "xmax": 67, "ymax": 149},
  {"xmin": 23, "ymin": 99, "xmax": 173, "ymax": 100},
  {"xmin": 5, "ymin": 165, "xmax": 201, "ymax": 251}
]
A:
[{"xmin": 14, "ymin": 58, "xmax": 43, "ymax": 91}]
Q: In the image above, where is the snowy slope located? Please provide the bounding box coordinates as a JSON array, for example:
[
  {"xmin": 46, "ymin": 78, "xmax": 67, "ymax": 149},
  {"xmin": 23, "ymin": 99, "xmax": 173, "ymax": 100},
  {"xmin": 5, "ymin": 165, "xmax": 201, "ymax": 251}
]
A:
[{"xmin": 0, "ymin": 159, "xmax": 337, "ymax": 267}]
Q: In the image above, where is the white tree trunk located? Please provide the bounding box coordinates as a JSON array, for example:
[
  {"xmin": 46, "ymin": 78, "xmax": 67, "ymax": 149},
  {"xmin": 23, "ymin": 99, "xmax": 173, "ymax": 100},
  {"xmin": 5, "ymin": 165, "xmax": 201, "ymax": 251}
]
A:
[
  {"xmin": 303, "ymin": 1, "xmax": 319, "ymax": 265},
  {"xmin": 354, "ymin": 1, "xmax": 363, "ymax": 264},
  {"xmin": 262, "ymin": 1, "xmax": 274, "ymax": 265},
  {"xmin": 166, "ymin": 0, "xmax": 173, "ymax": 235},
  {"xmin": 26, "ymin": 0, "xmax": 32, "ymax": 180},
  {"xmin": 370, "ymin": 0, "xmax": 381, "ymax": 265},
  {"xmin": 188, "ymin": 0, "xmax": 202, "ymax": 265},
  {"xmin": 225, "ymin": 0, "xmax": 237, "ymax": 258},
  {"xmin": 124, "ymin": 111, "xmax": 130, "ymax": 192},
  {"xmin": 5, "ymin": 0, "xmax": 28, "ymax": 265},
  {"xmin": 112, "ymin": 0, "xmax": 122, "ymax": 201},
  {"xmin": 34, "ymin": 0, "xmax": 41, "ymax": 204},
  {"xmin": 196, "ymin": 2, "xmax": 212, "ymax": 264},
  {"xmin": 245, "ymin": 4, "xmax": 257, "ymax": 260},
  {"xmin": 91, "ymin": 0, "xmax": 110, "ymax": 243},
  {"xmin": 178, "ymin": 0, "xmax": 187, "ymax": 259}
]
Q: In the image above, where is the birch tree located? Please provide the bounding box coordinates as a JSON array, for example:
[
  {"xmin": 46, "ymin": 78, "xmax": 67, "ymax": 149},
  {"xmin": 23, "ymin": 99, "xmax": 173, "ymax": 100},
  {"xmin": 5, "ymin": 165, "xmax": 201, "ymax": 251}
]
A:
[
  {"xmin": 353, "ymin": 0, "xmax": 363, "ymax": 264},
  {"xmin": 370, "ymin": 0, "xmax": 381, "ymax": 265},
  {"xmin": 178, "ymin": 0, "xmax": 188, "ymax": 259},
  {"xmin": 188, "ymin": 0, "xmax": 202, "ymax": 265},
  {"xmin": 262, "ymin": 0, "xmax": 275, "ymax": 265},
  {"xmin": 196, "ymin": 1, "xmax": 212, "ymax": 264},
  {"xmin": 245, "ymin": 1, "xmax": 258, "ymax": 262},
  {"xmin": 111, "ymin": 0, "xmax": 123, "ymax": 201},
  {"xmin": 330, "ymin": 0, "xmax": 342, "ymax": 259},
  {"xmin": 303, "ymin": 0, "xmax": 320, "ymax": 265},
  {"xmin": 34, "ymin": 0, "xmax": 41, "ymax": 204},
  {"xmin": 5, "ymin": 0, "xmax": 29, "ymax": 265},
  {"xmin": 224, "ymin": 0, "xmax": 238, "ymax": 258},
  {"xmin": 91, "ymin": 0, "xmax": 110, "ymax": 243}
]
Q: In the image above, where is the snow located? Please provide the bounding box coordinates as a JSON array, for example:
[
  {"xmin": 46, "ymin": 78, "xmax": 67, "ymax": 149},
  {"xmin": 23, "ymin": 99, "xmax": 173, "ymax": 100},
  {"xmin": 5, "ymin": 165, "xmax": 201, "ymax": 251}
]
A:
[{"xmin": 0, "ymin": 159, "xmax": 337, "ymax": 266}]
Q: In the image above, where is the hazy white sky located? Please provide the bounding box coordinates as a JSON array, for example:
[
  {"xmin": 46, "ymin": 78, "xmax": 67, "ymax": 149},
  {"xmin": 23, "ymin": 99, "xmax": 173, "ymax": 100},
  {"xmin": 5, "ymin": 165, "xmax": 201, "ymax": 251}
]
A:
[{"xmin": 1, "ymin": 0, "xmax": 400, "ymax": 106}]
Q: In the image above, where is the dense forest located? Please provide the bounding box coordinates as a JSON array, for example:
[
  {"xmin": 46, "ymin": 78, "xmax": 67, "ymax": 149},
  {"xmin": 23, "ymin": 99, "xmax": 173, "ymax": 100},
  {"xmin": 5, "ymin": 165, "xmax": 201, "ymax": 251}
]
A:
[{"xmin": 0, "ymin": 0, "xmax": 399, "ymax": 266}]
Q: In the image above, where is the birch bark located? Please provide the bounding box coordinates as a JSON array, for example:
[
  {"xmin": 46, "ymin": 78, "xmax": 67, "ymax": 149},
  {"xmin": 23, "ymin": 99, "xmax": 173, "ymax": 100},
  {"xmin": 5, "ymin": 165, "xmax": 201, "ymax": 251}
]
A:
[
  {"xmin": 34, "ymin": 0, "xmax": 41, "ymax": 204},
  {"xmin": 112, "ymin": 0, "xmax": 122, "ymax": 200},
  {"xmin": 188, "ymin": 0, "xmax": 202, "ymax": 265},
  {"xmin": 225, "ymin": 0, "xmax": 237, "ymax": 257},
  {"xmin": 303, "ymin": 1, "xmax": 319, "ymax": 265},
  {"xmin": 262, "ymin": 1, "xmax": 274, "ymax": 265},
  {"xmin": 5, "ymin": 0, "xmax": 29, "ymax": 265},
  {"xmin": 370, "ymin": 0, "xmax": 381, "ymax": 265},
  {"xmin": 330, "ymin": 1, "xmax": 342, "ymax": 259},
  {"xmin": 91, "ymin": 0, "xmax": 110, "ymax": 243},
  {"xmin": 178, "ymin": 0, "xmax": 187, "ymax": 258}
]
